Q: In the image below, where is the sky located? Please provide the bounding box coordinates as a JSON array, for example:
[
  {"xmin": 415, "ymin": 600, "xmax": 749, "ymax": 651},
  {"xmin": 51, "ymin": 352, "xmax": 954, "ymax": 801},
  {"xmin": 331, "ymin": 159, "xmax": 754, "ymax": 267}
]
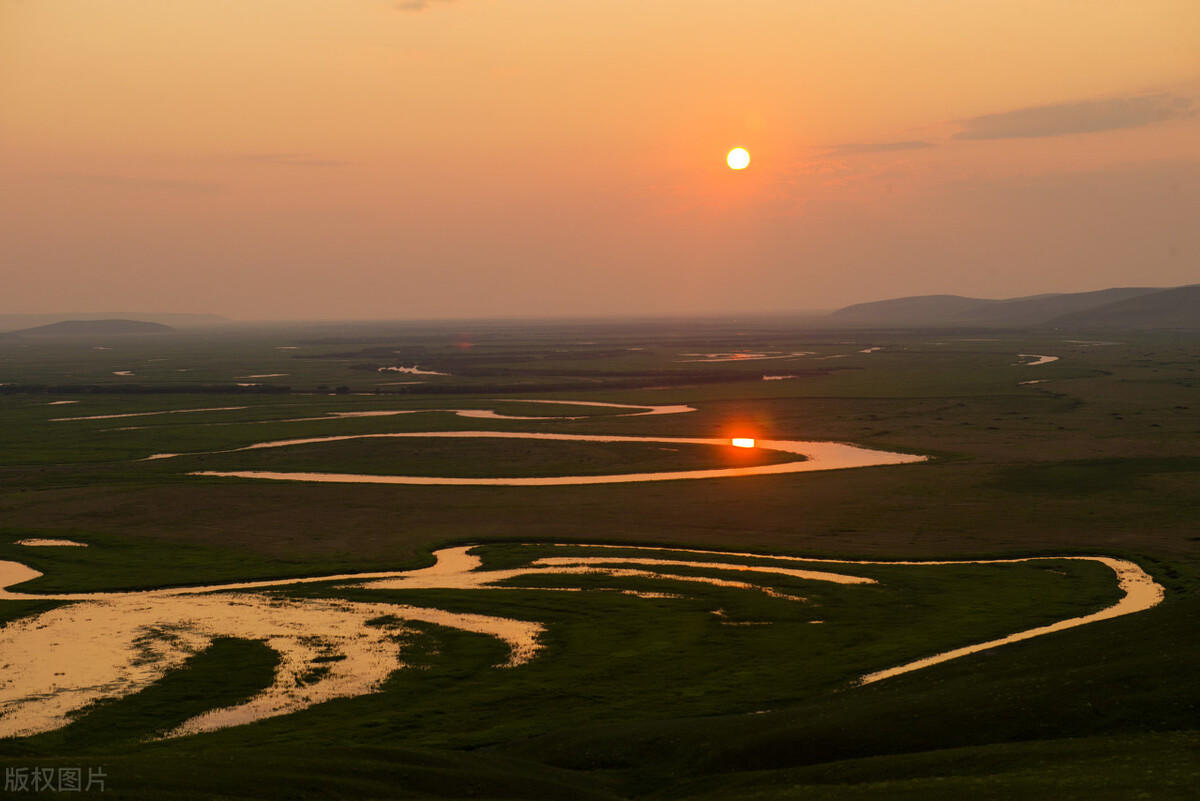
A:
[{"xmin": 2, "ymin": 0, "xmax": 1198, "ymax": 320}]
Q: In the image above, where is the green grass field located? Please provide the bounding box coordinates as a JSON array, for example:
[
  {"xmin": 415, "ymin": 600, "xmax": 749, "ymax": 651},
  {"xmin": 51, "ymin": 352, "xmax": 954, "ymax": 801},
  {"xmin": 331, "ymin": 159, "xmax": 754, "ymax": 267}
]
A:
[{"xmin": 1, "ymin": 320, "xmax": 1197, "ymax": 799}]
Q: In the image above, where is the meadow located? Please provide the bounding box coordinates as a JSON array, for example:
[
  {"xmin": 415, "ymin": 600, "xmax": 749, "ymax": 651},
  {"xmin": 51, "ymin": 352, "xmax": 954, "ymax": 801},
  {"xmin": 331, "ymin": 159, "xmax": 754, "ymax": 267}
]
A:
[{"xmin": 0, "ymin": 319, "xmax": 1197, "ymax": 799}]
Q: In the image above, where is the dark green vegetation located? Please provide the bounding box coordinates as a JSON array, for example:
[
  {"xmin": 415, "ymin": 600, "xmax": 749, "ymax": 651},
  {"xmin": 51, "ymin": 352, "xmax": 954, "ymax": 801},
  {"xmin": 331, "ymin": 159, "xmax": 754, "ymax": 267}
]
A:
[{"xmin": 1, "ymin": 319, "xmax": 1198, "ymax": 799}]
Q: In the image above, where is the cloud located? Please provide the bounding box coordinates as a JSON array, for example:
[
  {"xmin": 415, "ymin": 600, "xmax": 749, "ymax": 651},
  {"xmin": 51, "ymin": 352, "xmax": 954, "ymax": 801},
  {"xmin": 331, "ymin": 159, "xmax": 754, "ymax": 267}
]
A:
[
  {"xmin": 954, "ymin": 92, "xmax": 1196, "ymax": 140},
  {"xmin": 819, "ymin": 141, "xmax": 935, "ymax": 156},
  {"xmin": 393, "ymin": 0, "xmax": 456, "ymax": 10},
  {"xmin": 244, "ymin": 154, "xmax": 351, "ymax": 167}
]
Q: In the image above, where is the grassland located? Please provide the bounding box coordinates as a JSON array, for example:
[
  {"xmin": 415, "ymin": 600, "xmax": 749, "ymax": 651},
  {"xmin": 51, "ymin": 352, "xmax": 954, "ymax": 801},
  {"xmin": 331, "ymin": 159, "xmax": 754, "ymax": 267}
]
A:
[{"xmin": 1, "ymin": 319, "xmax": 1198, "ymax": 799}]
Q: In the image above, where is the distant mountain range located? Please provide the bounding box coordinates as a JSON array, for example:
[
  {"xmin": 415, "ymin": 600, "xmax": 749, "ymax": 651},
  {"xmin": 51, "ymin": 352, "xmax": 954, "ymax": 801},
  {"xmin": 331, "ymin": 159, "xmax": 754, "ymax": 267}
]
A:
[
  {"xmin": 830, "ymin": 285, "xmax": 1200, "ymax": 329},
  {"xmin": 8, "ymin": 319, "xmax": 175, "ymax": 336}
]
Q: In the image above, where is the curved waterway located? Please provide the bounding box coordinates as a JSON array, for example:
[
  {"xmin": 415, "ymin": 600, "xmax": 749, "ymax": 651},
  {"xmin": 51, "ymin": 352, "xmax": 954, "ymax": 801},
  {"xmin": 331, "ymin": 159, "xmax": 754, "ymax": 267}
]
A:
[
  {"xmin": 153, "ymin": 432, "xmax": 926, "ymax": 486},
  {"xmin": 1015, "ymin": 354, "xmax": 1059, "ymax": 366},
  {"xmin": 0, "ymin": 544, "xmax": 1163, "ymax": 739},
  {"xmin": 557, "ymin": 545, "xmax": 1164, "ymax": 685}
]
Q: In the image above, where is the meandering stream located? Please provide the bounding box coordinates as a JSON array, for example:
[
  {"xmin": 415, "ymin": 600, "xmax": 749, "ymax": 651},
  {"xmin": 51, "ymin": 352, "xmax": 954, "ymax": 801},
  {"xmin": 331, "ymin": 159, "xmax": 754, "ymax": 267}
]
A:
[{"xmin": 0, "ymin": 544, "xmax": 1163, "ymax": 739}]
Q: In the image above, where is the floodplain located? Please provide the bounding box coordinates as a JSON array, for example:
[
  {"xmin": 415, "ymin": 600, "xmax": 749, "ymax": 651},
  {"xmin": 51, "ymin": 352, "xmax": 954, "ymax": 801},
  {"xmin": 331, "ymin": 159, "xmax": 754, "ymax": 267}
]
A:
[{"xmin": 1, "ymin": 318, "xmax": 1198, "ymax": 799}]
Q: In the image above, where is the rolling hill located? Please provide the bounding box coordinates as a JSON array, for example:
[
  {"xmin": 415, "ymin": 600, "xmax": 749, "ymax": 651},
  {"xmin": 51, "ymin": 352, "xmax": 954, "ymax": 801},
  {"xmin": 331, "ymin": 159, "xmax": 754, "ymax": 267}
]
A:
[
  {"xmin": 9, "ymin": 319, "xmax": 175, "ymax": 336},
  {"xmin": 0, "ymin": 312, "xmax": 226, "ymax": 331},
  {"xmin": 1046, "ymin": 284, "xmax": 1200, "ymax": 328},
  {"xmin": 829, "ymin": 285, "xmax": 1194, "ymax": 328}
]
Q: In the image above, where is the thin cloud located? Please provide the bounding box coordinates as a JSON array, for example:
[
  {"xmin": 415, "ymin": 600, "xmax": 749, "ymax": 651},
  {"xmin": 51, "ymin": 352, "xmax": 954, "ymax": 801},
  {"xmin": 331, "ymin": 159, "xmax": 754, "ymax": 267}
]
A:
[
  {"xmin": 954, "ymin": 92, "xmax": 1196, "ymax": 140},
  {"xmin": 819, "ymin": 141, "xmax": 935, "ymax": 156},
  {"xmin": 393, "ymin": 0, "xmax": 456, "ymax": 10}
]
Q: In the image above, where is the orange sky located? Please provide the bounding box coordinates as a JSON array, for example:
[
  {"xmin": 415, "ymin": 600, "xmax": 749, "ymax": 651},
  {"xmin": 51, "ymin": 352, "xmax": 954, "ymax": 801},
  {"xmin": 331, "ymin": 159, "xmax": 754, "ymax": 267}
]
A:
[{"xmin": 2, "ymin": 0, "xmax": 1198, "ymax": 319}]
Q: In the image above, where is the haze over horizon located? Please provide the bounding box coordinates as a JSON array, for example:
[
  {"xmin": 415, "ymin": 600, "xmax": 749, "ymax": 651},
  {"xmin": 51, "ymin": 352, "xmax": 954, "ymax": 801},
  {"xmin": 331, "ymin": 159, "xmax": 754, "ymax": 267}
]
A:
[{"xmin": 3, "ymin": 0, "xmax": 1197, "ymax": 321}]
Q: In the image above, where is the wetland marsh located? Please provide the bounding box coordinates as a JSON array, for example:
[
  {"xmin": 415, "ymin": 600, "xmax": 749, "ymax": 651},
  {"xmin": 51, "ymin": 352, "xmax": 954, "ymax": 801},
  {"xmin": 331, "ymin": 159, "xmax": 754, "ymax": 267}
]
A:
[{"xmin": 0, "ymin": 320, "xmax": 1197, "ymax": 799}]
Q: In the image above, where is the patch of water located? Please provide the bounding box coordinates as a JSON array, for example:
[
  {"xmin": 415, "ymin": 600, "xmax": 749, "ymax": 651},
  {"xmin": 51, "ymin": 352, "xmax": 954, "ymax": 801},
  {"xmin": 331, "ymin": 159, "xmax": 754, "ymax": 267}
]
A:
[{"xmin": 1015, "ymin": 354, "xmax": 1059, "ymax": 366}]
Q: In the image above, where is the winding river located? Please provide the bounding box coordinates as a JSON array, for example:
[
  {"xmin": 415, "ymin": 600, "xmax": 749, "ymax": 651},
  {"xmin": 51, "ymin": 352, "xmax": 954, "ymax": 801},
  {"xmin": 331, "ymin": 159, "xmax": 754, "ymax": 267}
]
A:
[
  {"xmin": 5, "ymin": 396, "xmax": 1161, "ymax": 740},
  {"xmin": 160, "ymin": 432, "xmax": 928, "ymax": 486},
  {"xmin": 128, "ymin": 396, "xmax": 929, "ymax": 487},
  {"xmin": 0, "ymin": 544, "xmax": 1163, "ymax": 739}
]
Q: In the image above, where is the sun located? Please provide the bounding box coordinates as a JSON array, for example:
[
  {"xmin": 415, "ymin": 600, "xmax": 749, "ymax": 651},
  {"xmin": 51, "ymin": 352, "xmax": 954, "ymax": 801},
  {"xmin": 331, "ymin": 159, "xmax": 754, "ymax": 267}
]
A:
[{"xmin": 726, "ymin": 147, "xmax": 750, "ymax": 170}]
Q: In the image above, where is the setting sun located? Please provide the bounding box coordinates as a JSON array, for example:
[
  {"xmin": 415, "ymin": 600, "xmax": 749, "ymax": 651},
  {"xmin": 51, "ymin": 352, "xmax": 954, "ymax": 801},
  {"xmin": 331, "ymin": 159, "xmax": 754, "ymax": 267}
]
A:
[
  {"xmin": 731, "ymin": 437, "xmax": 756, "ymax": 448},
  {"xmin": 726, "ymin": 148, "xmax": 750, "ymax": 170}
]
